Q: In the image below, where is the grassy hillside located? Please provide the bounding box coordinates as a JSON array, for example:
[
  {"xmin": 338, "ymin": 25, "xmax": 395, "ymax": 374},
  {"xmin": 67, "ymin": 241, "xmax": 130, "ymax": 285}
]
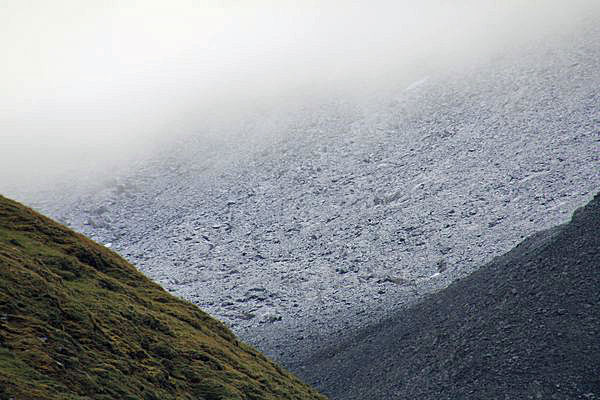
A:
[{"xmin": 0, "ymin": 195, "xmax": 326, "ymax": 400}]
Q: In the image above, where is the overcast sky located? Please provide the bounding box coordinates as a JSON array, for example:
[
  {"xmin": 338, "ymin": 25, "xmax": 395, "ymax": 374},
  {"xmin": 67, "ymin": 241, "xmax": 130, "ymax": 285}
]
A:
[{"xmin": 1, "ymin": 0, "xmax": 599, "ymax": 192}]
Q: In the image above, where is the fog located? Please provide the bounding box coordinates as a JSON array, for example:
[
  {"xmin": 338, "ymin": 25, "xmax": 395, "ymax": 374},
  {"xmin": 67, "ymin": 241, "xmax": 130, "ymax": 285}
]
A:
[{"xmin": 1, "ymin": 0, "xmax": 599, "ymax": 193}]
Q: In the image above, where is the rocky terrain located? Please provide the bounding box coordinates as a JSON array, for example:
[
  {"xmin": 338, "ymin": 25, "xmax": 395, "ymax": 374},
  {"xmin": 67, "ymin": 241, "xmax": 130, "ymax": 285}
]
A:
[
  {"xmin": 8, "ymin": 17, "xmax": 600, "ymax": 369},
  {"xmin": 0, "ymin": 195, "xmax": 326, "ymax": 400},
  {"xmin": 296, "ymin": 192, "xmax": 600, "ymax": 400}
]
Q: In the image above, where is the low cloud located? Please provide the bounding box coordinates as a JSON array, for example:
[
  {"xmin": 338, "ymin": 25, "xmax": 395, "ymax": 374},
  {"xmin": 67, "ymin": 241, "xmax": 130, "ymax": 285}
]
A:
[{"xmin": 1, "ymin": 0, "xmax": 598, "ymax": 192}]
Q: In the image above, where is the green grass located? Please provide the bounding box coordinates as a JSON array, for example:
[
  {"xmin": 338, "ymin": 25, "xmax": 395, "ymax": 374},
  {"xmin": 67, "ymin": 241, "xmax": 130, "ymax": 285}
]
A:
[{"xmin": 0, "ymin": 195, "xmax": 326, "ymax": 400}]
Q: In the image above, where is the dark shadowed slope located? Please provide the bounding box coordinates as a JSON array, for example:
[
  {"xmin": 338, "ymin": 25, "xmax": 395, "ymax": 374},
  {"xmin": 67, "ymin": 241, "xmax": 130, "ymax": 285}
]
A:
[
  {"xmin": 0, "ymin": 195, "xmax": 325, "ymax": 400},
  {"xmin": 298, "ymin": 192, "xmax": 600, "ymax": 400}
]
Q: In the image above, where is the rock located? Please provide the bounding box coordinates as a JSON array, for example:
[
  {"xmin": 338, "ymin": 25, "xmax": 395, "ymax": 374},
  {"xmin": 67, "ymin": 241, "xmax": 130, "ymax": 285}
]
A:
[
  {"xmin": 439, "ymin": 246, "xmax": 452, "ymax": 255},
  {"xmin": 239, "ymin": 312, "xmax": 256, "ymax": 320},
  {"xmin": 260, "ymin": 312, "xmax": 282, "ymax": 324},
  {"xmin": 380, "ymin": 275, "xmax": 411, "ymax": 285},
  {"xmin": 244, "ymin": 288, "xmax": 268, "ymax": 301},
  {"xmin": 436, "ymin": 259, "xmax": 448, "ymax": 273},
  {"xmin": 85, "ymin": 217, "xmax": 108, "ymax": 229},
  {"xmin": 92, "ymin": 205, "xmax": 109, "ymax": 215}
]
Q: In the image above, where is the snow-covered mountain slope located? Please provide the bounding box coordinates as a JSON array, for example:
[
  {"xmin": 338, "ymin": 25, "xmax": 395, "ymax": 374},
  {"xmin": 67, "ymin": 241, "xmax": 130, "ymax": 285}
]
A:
[{"xmin": 16, "ymin": 21, "xmax": 600, "ymax": 364}]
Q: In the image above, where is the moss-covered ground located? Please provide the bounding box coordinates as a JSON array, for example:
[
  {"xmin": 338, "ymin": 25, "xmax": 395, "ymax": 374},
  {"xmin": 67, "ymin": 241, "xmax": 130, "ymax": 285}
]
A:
[{"xmin": 0, "ymin": 195, "xmax": 326, "ymax": 400}]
